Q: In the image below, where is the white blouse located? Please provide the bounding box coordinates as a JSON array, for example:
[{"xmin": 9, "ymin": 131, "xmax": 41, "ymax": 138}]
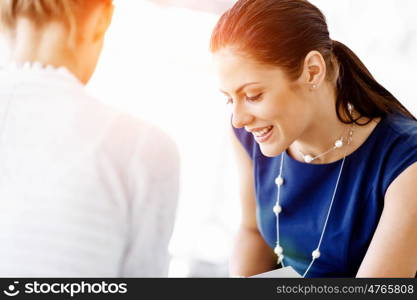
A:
[{"xmin": 0, "ymin": 63, "xmax": 180, "ymax": 277}]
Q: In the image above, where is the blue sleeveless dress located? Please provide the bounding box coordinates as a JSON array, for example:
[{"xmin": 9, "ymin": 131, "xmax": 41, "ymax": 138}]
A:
[{"xmin": 233, "ymin": 113, "xmax": 417, "ymax": 277}]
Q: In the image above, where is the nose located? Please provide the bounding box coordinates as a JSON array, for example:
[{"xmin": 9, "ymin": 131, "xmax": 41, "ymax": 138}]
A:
[{"xmin": 231, "ymin": 102, "xmax": 254, "ymax": 128}]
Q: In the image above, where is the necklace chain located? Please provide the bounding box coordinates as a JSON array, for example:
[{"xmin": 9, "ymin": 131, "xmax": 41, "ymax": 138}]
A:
[
  {"xmin": 273, "ymin": 128, "xmax": 353, "ymax": 277},
  {"xmin": 297, "ymin": 125, "xmax": 354, "ymax": 163}
]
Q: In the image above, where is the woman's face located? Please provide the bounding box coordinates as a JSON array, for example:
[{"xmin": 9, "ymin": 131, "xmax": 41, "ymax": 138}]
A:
[{"xmin": 213, "ymin": 47, "xmax": 313, "ymax": 157}]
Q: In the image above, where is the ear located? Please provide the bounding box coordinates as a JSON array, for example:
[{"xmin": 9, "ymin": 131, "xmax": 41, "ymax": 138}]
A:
[
  {"xmin": 92, "ymin": 1, "xmax": 114, "ymax": 42},
  {"xmin": 300, "ymin": 50, "xmax": 326, "ymax": 91}
]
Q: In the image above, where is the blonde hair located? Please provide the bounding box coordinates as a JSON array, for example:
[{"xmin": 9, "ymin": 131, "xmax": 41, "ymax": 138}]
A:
[{"xmin": 0, "ymin": 0, "xmax": 108, "ymax": 32}]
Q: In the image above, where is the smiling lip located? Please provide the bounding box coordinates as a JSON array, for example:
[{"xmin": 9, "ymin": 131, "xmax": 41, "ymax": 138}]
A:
[{"xmin": 251, "ymin": 126, "xmax": 274, "ymax": 143}]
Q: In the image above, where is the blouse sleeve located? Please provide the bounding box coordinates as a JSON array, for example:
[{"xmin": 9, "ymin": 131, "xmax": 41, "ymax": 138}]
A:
[
  {"xmin": 120, "ymin": 125, "xmax": 180, "ymax": 277},
  {"xmin": 380, "ymin": 119, "xmax": 417, "ymax": 196}
]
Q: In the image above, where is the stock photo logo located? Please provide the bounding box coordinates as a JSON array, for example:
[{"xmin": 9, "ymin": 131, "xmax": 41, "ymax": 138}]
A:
[
  {"xmin": 3, "ymin": 281, "xmax": 20, "ymax": 297},
  {"xmin": 1, "ymin": 281, "xmax": 128, "ymax": 297}
]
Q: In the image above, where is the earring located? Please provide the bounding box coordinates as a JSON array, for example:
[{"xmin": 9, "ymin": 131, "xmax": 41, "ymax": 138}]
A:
[{"xmin": 347, "ymin": 103, "xmax": 354, "ymax": 113}]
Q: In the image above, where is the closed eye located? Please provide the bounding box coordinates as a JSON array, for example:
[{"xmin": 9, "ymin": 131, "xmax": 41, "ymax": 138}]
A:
[
  {"xmin": 225, "ymin": 93, "xmax": 262, "ymax": 105},
  {"xmin": 245, "ymin": 93, "xmax": 263, "ymax": 102}
]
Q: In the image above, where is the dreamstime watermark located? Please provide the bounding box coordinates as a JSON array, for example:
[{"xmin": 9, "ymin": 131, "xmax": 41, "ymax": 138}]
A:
[{"xmin": 2, "ymin": 281, "xmax": 127, "ymax": 297}]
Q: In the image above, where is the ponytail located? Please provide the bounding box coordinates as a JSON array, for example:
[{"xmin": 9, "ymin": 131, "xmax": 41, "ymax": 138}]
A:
[{"xmin": 332, "ymin": 40, "xmax": 416, "ymax": 124}]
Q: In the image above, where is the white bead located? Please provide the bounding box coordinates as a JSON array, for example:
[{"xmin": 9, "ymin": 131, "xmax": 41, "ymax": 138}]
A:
[
  {"xmin": 334, "ymin": 139, "xmax": 343, "ymax": 148},
  {"xmin": 275, "ymin": 176, "xmax": 284, "ymax": 186},
  {"xmin": 33, "ymin": 61, "xmax": 43, "ymax": 70},
  {"xmin": 273, "ymin": 204, "xmax": 282, "ymax": 215},
  {"xmin": 23, "ymin": 61, "xmax": 31, "ymax": 69},
  {"xmin": 304, "ymin": 155, "xmax": 313, "ymax": 163},
  {"xmin": 278, "ymin": 254, "xmax": 284, "ymax": 263},
  {"xmin": 274, "ymin": 245, "xmax": 283, "ymax": 255},
  {"xmin": 312, "ymin": 249, "xmax": 321, "ymax": 259}
]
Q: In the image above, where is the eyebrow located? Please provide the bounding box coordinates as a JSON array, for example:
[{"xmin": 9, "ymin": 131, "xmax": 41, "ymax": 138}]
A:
[{"xmin": 220, "ymin": 82, "xmax": 260, "ymax": 96}]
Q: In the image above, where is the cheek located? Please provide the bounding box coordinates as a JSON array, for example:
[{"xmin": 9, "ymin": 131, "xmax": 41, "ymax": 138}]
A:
[
  {"xmin": 275, "ymin": 87, "xmax": 308, "ymax": 120},
  {"xmin": 269, "ymin": 97, "xmax": 307, "ymax": 140},
  {"xmin": 261, "ymin": 92, "xmax": 296, "ymax": 124}
]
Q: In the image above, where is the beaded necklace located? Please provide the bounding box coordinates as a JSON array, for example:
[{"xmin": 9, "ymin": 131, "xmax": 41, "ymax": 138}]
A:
[{"xmin": 273, "ymin": 126, "xmax": 354, "ymax": 277}]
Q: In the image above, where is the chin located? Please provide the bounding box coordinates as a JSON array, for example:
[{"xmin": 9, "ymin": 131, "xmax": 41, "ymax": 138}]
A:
[{"xmin": 259, "ymin": 144, "xmax": 284, "ymax": 158}]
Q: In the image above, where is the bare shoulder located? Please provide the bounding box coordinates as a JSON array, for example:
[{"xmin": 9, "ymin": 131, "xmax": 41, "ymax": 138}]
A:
[
  {"xmin": 383, "ymin": 159, "xmax": 417, "ymax": 235},
  {"xmin": 385, "ymin": 160, "xmax": 417, "ymax": 207}
]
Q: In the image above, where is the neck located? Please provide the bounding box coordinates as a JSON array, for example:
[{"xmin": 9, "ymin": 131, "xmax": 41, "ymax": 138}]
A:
[
  {"xmin": 4, "ymin": 18, "xmax": 84, "ymax": 84},
  {"xmin": 288, "ymin": 82, "xmax": 355, "ymax": 164}
]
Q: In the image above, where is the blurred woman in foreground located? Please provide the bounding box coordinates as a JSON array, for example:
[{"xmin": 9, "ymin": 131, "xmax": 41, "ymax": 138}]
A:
[{"xmin": 0, "ymin": 0, "xmax": 179, "ymax": 277}]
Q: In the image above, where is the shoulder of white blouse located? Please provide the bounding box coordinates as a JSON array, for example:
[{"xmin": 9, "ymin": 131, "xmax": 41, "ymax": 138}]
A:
[{"xmin": 1, "ymin": 61, "xmax": 83, "ymax": 87}]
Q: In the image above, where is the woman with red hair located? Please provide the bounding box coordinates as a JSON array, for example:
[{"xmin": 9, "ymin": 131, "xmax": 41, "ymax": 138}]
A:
[{"xmin": 211, "ymin": 0, "xmax": 417, "ymax": 277}]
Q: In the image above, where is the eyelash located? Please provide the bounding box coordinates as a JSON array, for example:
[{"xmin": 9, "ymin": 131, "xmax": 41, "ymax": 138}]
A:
[
  {"xmin": 246, "ymin": 93, "xmax": 262, "ymax": 102},
  {"xmin": 226, "ymin": 93, "xmax": 263, "ymax": 105}
]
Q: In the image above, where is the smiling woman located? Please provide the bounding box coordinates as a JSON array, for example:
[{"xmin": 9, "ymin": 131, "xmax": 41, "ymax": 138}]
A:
[
  {"xmin": 210, "ymin": 0, "xmax": 417, "ymax": 277},
  {"xmin": 215, "ymin": 50, "xmax": 319, "ymax": 158}
]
